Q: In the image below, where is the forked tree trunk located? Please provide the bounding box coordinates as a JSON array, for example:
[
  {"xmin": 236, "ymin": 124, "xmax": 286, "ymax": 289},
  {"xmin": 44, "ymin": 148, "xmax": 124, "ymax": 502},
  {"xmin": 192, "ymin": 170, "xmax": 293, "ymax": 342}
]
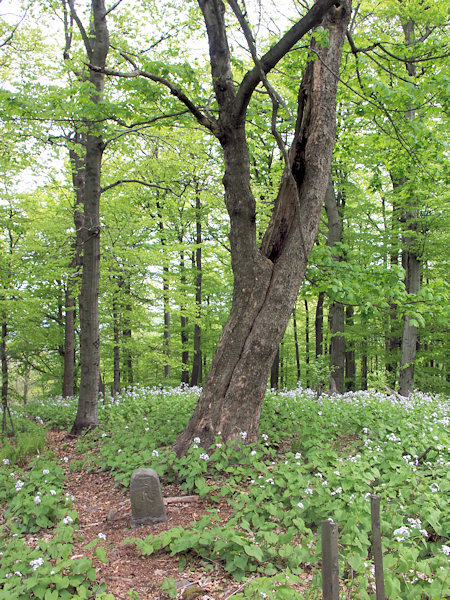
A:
[
  {"xmin": 174, "ymin": 0, "xmax": 350, "ymax": 455},
  {"xmin": 70, "ymin": 0, "xmax": 109, "ymax": 435}
]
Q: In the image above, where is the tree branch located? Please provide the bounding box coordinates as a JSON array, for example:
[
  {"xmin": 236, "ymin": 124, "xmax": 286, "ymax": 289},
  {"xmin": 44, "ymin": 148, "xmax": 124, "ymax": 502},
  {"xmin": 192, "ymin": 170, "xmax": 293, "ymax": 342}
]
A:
[
  {"xmin": 235, "ymin": 0, "xmax": 337, "ymax": 121},
  {"xmin": 90, "ymin": 55, "xmax": 220, "ymax": 136}
]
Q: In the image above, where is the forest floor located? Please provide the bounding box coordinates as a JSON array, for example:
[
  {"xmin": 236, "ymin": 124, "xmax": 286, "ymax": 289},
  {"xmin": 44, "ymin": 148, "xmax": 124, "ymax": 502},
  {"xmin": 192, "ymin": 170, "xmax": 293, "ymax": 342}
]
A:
[{"xmin": 47, "ymin": 430, "xmax": 315, "ymax": 600}]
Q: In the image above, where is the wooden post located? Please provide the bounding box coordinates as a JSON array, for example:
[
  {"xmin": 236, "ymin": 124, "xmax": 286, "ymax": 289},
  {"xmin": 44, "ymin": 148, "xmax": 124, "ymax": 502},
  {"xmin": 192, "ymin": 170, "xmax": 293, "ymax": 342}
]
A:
[
  {"xmin": 371, "ymin": 495, "xmax": 386, "ymax": 600},
  {"xmin": 322, "ymin": 519, "xmax": 339, "ymax": 600}
]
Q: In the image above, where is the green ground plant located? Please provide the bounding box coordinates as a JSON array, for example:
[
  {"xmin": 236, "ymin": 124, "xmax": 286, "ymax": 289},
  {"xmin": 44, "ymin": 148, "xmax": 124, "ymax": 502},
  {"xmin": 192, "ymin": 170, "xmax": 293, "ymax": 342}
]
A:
[{"xmin": 3, "ymin": 386, "xmax": 449, "ymax": 599}]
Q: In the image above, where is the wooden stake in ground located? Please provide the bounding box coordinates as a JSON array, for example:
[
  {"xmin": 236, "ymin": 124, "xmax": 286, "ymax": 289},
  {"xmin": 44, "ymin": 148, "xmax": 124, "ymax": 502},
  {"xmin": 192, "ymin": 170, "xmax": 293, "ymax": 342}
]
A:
[
  {"xmin": 371, "ymin": 494, "xmax": 386, "ymax": 600},
  {"xmin": 322, "ymin": 519, "xmax": 339, "ymax": 600}
]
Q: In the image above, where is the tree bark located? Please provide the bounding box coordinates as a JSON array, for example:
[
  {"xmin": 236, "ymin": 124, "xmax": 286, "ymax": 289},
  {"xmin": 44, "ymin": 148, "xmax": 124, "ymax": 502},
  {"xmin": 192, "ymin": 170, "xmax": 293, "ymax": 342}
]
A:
[
  {"xmin": 270, "ymin": 346, "xmax": 280, "ymax": 390},
  {"xmin": 112, "ymin": 284, "xmax": 121, "ymax": 395},
  {"xmin": 174, "ymin": 0, "xmax": 350, "ymax": 454},
  {"xmin": 63, "ymin": 135, "xmax": 85, "ymax": 398},
  {"xmin": 398, "ymin": 20, "xmax": 422, "ymax": 397},
  {"xmin": 190, "ymin": 191, "xmax": 203, "ymax": 387},
  {"xmin": 70, "ymin": 0, "xmax": 109, "ymax": 435},
  {"xmin": 315, "ymin": 291, "xmax": 325, "ymax": 358},
  {"xmin": 345, "ymin": 305, "xmax": 356, "ymax": 390},
  {"xmin": 180, "ymin": 246, "xmax": 189, "ymax": 384}
]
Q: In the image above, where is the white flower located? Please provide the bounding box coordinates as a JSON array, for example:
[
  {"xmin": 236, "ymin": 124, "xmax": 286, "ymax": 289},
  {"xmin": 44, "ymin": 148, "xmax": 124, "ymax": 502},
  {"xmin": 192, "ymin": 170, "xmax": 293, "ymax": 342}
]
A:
[
  {"xmin": 442, "ymin": 545, "xmax": 450, "ymax": 556},
  {"xmin": 305, "ymin": 488, "xmax": 313, "ymax": 495},
  {"xmin": 200, "ymin": 453, "xmax": 210, "ymax": 461},
  {"xmin": 261, "ymin": 433, "xmax": 269, "ymax": 441},
  {"xmin": 14, "ymin": 571, "xmax": 22, "ymax": 576},
  {"xmin": 63, "ymin": 515, "xmax": 73, "ymax": 524},
  {"xmin": 50, "ymin": 490, "xmax": 57, "ymax": 496},
  {"xmin": 101, "ymin": 433, "xmax": 107, "ymax": 437},
  {"xmin": 62, "ymin": 457, "xmax": 69, "ymax": 463},
  {"xmin": 15, "ymin": 480, "xmax": 24, "ymax": 491},
  {"xmin": 430, "ymin": 482, "xmax": 440, "ymax": 492},
  {"xmin": 42, "ymin": 469, "xmax": 50, "ymax": 475},
  {"xmin": 152, "ymin": 450, "xmax": 159, "ymax": 457},
  {"xmin": 2, "ymin": 458, "xmax": 10, "ymax": 465},
  {"xmin": 297, "ymin": 502, "xmax": 304, "ymax": 509},
  {"xmin": 295, "ymin": 452, "xmax": 302, "ymax": 459},
  {"xmin": 193, "ymin": 437, "xmax": 201, "ymax": 444},
  {"xmin": 216, "ymin": 443, "xmax": 222, "ymax": 448},
  {"xmin": 251, "ymin": 450, "xmax": 257, "ymax": 456},
  {"xmin": 98, "ymin": 533, "xmax": 106, "ymax": 540},
  {"xmin": 393, "ymin": 526, "xmax": 410, "ymax": 542},
  {"xmin": 331, "ymin": 487, "xmax": 342, "ymax": 495},
  {"xmin": 34, "ymin": 496, "xmax": 41, "ymax": 504},
  {"xmin": 29, "ymin": 558, "xmax": 44, "ymax": 571},
  {"xmin": 240, "ymin": 431, "xmax": 247, "ymax": 440}
]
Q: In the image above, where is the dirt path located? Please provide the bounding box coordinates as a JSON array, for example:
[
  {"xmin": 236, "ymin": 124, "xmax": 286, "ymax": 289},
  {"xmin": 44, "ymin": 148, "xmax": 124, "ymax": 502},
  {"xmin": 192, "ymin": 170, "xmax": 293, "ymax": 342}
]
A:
[{"xmin": 47, "ymin": 431, "xmax": 235, "ymax": 600}]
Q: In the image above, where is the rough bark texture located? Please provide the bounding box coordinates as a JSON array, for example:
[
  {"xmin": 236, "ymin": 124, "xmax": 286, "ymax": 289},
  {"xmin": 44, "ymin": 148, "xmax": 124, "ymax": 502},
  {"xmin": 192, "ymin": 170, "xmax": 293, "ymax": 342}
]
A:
[
  {"xmin": 70, "ymin": 0, "xmax": 109, "ymax": 435},
  {"xmin": 174, "ymin": 0, "xmax": 350, "ymax": 455}
]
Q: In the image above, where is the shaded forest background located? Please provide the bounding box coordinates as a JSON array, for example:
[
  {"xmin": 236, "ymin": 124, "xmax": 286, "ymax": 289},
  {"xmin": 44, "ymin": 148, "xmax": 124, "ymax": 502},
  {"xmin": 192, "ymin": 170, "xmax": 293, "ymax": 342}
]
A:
[{"xmin": 0, "ymin": 0, "xmax": 448, "ymax": 411}]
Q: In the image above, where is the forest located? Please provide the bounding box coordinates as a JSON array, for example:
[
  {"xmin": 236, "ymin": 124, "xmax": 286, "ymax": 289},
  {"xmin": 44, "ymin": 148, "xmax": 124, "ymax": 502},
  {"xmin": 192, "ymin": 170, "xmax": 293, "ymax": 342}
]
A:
[{"xmin": 0, "ymin": 0, "xmax": 449, "ymax": 599}]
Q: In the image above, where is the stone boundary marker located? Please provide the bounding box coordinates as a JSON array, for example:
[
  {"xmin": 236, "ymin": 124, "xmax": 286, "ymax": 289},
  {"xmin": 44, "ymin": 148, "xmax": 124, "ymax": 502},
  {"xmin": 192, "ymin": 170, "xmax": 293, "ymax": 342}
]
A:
[{"xmin": 130, "ymin": 468, "xmax": 168, "ymax": 527}]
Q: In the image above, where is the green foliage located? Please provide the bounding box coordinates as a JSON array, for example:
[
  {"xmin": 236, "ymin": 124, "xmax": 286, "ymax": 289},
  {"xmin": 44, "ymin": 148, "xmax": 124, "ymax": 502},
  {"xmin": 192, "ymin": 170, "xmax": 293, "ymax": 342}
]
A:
[
  {"xmin": 115, "ymin": 387, "xmax": 449, "ymax": 598},
  {"xmin": 0, "ymin": 417, "xmax": 46, "ymax": 464}
]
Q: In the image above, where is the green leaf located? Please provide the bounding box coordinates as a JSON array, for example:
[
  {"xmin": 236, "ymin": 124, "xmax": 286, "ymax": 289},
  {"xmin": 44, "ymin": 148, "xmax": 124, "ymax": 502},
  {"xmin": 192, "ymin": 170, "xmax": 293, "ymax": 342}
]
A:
[
  {"xmin": 244, "ymin": 544, "xmax": 264, "ymax": 562},
  {"xmin": 94, "ymin": 545, "xmax": 108, "ymax": 563}
]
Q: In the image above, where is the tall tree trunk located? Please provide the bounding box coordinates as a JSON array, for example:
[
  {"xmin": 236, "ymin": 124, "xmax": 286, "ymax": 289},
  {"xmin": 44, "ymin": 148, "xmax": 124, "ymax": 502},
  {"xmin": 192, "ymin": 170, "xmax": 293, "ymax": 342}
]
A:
[
  {"xmin": 70, "ymin": 0, "xmax": 109, "ymax": 435},
  {"xmin": 270, "ymin": 346, "xmax": 280, "ymax": 390},
  {"xmin": 174, "ymin": 0, "xmax": 350, "ymax": 454},
  {"xmin": 122, "ymin": 281, "xmax": 133, "ymax": 386},
  {"xmin": 361, "ymin": 337, "xmax": 368, "ymax": 390},
  {"xmin": 190, "ymin": 193, "xmax": 203, "ymax": 387},
  {"xmin": 292, "ymin": 306, "xmax": 301, "ymax": 382},
  {"xmin": 112, "ymin": 287, "xmax": 121, "ymax": 395},
  {"xmin": 324, "ymin": 181, "xmax": 345, "ymax": 393},
  {"xmin": 315, "ymin": 291, "xmax": 325, "ymax": 358},
  {"xmin": 304, "ymin": 299, "xmax": 310, "ymax": 388},
  {"xmin": 63, "ymin": 136, "xmax": 85, "ymax": 398},
  {"xmin": 163, "ymin": 266, "xmax": 171, "ymax": 379},
  {"xmin": 398, "ymin": 20, "xmax": 421, "ymax": 397},
  {"xmin": 1, "ymin": 320, "xmax": 11, "ymax": 435},
  {"xmin": 179, "ymin": 246, "xmax": 189, "ymax": 384},
  {"xmin": 345, "ymin": 305, "xmax": 355, "ymax": 390}
]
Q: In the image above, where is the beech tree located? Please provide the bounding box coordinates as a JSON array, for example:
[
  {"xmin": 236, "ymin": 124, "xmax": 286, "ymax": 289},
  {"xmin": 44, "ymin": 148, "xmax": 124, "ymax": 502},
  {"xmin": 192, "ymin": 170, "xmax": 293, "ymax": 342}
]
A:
[{"xmin": 162, "ymin": 0, "xmax": 351, "ymax": 454}]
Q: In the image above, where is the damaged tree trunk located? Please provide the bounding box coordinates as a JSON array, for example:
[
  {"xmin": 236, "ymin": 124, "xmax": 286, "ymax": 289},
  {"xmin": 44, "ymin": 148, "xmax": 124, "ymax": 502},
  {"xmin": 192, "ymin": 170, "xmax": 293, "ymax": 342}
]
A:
[{"xmin": 174, "ymin": 0, "xmax": 350, "ymax": 455}]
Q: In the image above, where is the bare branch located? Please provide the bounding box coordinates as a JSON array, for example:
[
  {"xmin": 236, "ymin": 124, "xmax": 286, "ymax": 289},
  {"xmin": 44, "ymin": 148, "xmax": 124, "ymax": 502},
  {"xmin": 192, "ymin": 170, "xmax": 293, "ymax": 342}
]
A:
[
  {"xmin": 67, "ymin": 0, "xmax": 92, "ymax": 58},
  {"xmin": 235, "ymin": 0, "xmax": 337, "ymax": 120},
  {"xmin": 0, "ymin": 4, "xmax": 28, "ymax": 47},
  {"xmin": 104, "ymin": 0, "xmax": 123, "ymax": 17},
  {"xmin": 90, "ymin": 56, "xmax": 220, "ymax": 136}
]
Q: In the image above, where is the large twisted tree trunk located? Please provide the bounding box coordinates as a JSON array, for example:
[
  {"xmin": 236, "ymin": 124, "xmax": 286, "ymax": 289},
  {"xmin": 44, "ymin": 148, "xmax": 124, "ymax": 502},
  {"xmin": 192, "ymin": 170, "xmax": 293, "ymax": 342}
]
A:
[{"xmin": 174, "ymin": 0, "xmax": 350, "ymax": 455}]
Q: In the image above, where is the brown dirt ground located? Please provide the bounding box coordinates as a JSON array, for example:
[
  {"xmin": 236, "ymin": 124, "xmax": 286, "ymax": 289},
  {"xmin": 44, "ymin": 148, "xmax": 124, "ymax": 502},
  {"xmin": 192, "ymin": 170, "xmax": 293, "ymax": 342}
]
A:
[{"xmin": 45, "ymin": 431, "xmax": 317, "ymax": 600}]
